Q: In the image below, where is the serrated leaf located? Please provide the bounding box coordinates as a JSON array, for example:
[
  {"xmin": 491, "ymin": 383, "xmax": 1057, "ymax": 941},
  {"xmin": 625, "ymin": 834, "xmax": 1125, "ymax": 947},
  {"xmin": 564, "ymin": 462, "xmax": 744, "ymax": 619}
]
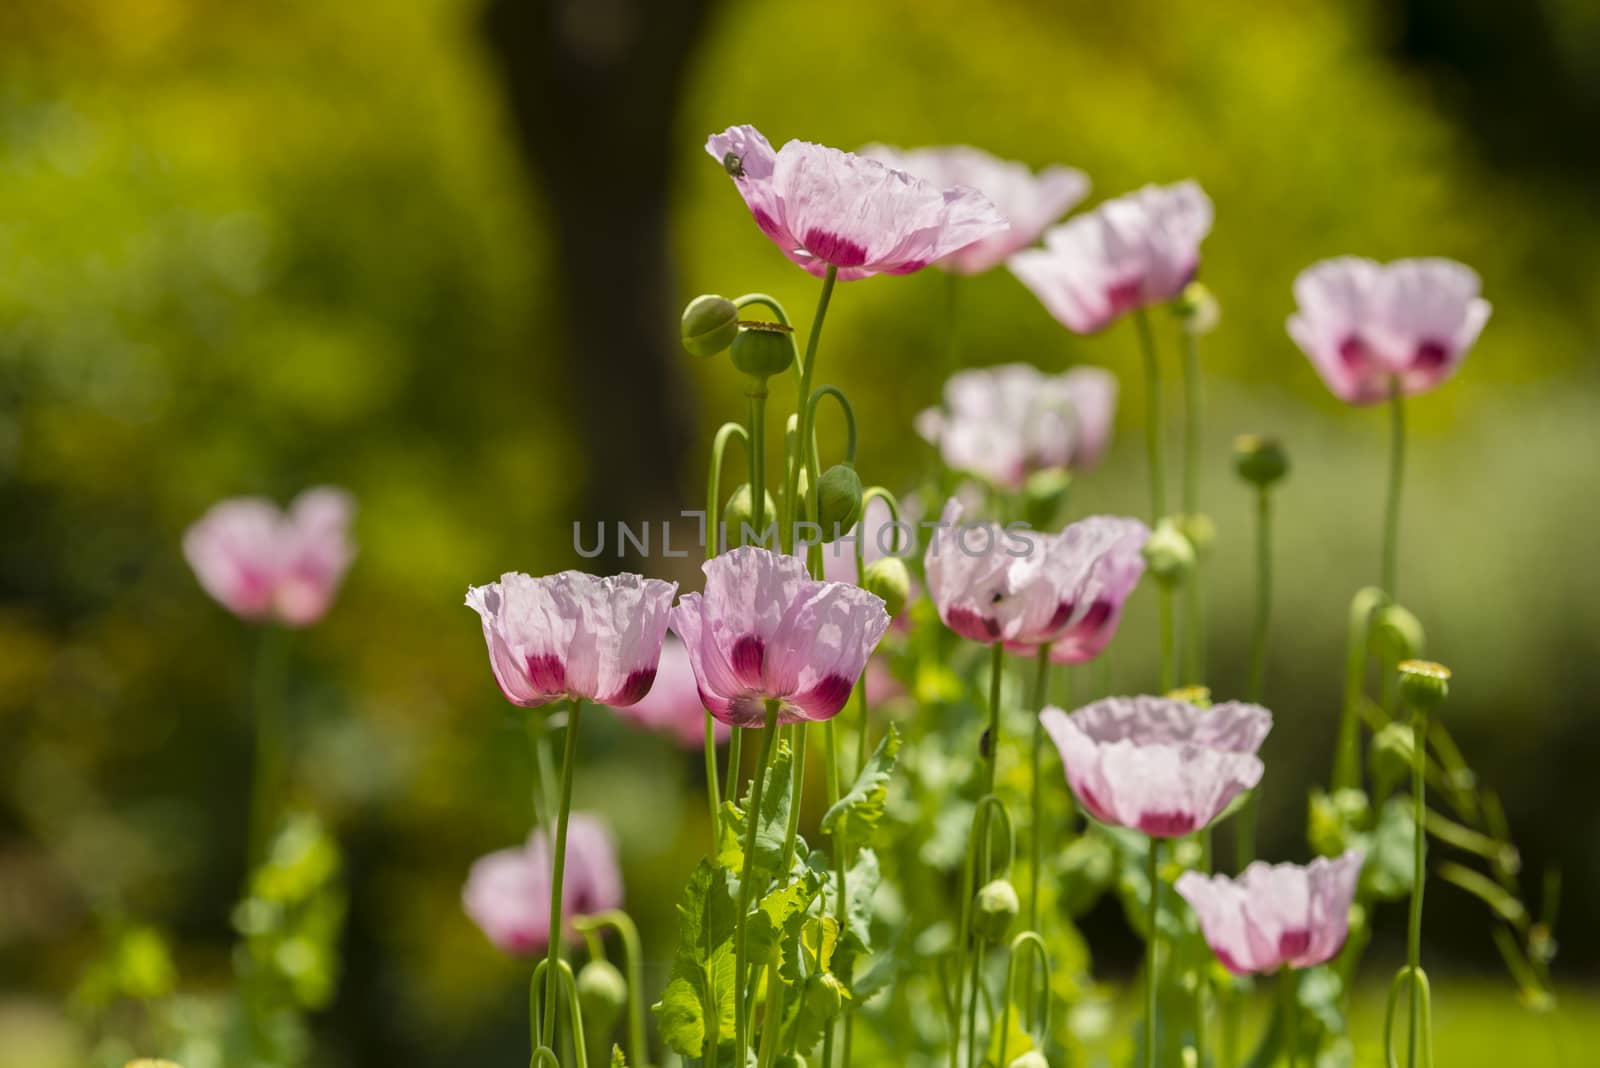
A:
[
  {"xmin": 747, "ymin": 867, "xmax": 824, "ymax": 965},
  {"xmin": 652, "ymin": 859, "xmax": 739, "ymax": 1058},
  {"xmin": 720, "ymin": 741, "xmax": 794, "ymax": 881},
  {"xmin": 821, "ymin": 725, "xmax": 902, "ymax": 848}
]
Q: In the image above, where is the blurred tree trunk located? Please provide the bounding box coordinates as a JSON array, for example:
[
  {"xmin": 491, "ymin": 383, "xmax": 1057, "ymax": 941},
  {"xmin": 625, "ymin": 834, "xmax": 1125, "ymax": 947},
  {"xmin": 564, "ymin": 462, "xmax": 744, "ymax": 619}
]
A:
[{"xmin": 483, "ymin": 0, "xmax": 715, "ymax": 558}]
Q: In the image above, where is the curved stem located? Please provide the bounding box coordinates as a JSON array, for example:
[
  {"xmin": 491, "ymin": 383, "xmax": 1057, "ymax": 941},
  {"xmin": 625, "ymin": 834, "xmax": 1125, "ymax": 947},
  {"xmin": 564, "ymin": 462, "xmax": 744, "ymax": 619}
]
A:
[
  {"xmin": 1028, "ymin": 646, "xmax": 1051, "ymax": 934},
  {"xmin": 806, "ymin": 384, "xmax": 859, "ymax": 466},
  {"xmin": 950, "ymin": 795, "xmax": 1014, "ymax": 1068},
  {"xmin": 573, "ymin": 911, "xmax": 647, "ymax": 1068},
  {"xmin": 733, "ymin": 701, "xmax": 782, "ymax": 1064},
  {"xmin": 706, "ymin": 420, "xmax": 751, "ymax": 833},
  {"xmin": 1382, "ymin": 378, "xmax": 1406, "ymax": 598},
  {"xmin": 1000, "ymin": 932, "xmax": 1052, "ymax": 1055},
  {"xmin": 540, "ymin": 700, "xmax": 584, "ymax": 1049},
  {"xmin": 1133, "ymin": 307, "xmax": 1167, "ymax": 520},
  {"xmin": 1145, "ymin": 837, "xmax": 1161, "ymax": 1068},
  {"xmin": 733, "ymin": 293, "xmax": 794, "ymax": 328}
]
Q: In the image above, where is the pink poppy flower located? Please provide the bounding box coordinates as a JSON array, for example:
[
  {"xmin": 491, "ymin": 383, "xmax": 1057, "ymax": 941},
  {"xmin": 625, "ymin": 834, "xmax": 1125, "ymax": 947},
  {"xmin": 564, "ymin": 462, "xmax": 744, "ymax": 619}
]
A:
[
  {"xmin": 925, "ymin": 499, "xmax": 1147, "ymax": 647},
  {"xmin": 915, "ymin": 364, "xmax": 1118, "ymax": 488},
  {"xmin": 1009, "ymin": 181, "xmax": 1214, "ymax": 333},
  {"xmin": 1288, "ymin": 257, "xmax": 1491, "ymax": 405},
  {"xmin": 183, "ymin": 486, "xmax": 356, "ymax": 627},
  {"xmin": 670, "ymin": 547, "xmax": 891, "ymax": 727},
  {"xmin": 1040, "ymin": 696, "xmax": 1270, "ymax": 837},
  {"xmin": 706, "ymin": 124, "xmax": 1007, "ymax": 281},
  {"xmin": 1175, "ymin": 850, "xmax": 1365, "ymax": 975},
  {"xmin": 616, "ymin": 636, "xmax": 731, "ymax": 748},
  {"xmin": 1044, "ymin": 519, "xmax": 1148, "ymax": 664},
  {"xmin": 860, "ymin": 144, "xmax": 1089, "ymax": 274},
  {"xmin": 465, "ymin": 572, "xmax": 677, "ymax": 709},
  {"xmin": 462, "ymin": 813, "xmax": 623, "ymax": 956}
]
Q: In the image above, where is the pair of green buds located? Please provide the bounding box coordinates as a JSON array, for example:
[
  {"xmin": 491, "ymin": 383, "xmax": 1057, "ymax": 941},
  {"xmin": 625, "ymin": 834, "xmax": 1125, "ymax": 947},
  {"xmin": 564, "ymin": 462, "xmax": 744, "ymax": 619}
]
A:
[{"xmin": 681, "ymin": 294, "xmax": 795, "ymax": 380}]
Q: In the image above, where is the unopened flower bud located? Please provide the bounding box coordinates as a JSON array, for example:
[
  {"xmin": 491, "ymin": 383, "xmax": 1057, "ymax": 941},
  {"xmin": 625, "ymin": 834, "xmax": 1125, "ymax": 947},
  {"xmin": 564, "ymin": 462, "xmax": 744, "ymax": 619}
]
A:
[
  {"xmin": 817, "ymin": 464, "xmax": 864, "ymax": 539},
  {"xmin": 577, "ymin": 959, "xmax": 628, "ymax": 1034},
  {"xmin": 864, "ymin": 557, "xmax": 911, "ymax": 617},
  {"xmin": 1369, "ymin": 723, "xmax": 1415, "ymax": 789},
  {"xmin": 681, "ymin": 295, "xmax": 739, "ymax": 358},
  {"xmin": 1174, "ymin": 281, "xmax": 1220, "ymax": 333},
  {"xmin": 1176, "ymin": 512, "xmax": 1216, "ymax": 557},
  {"xmin": 724, "ymin": 483, "xmax": 777, "ymax": 548},
  {"xmin": 1233, "ymin": 435, "xmax": 1289, "ymax": 488},
  {"xmin": 1142, "ymin": 520, "xmax": 1195, "ymax": 587},
  {"xmin": 1371, "ymin": 604, "xmax": 1425, "ymax": 662},
  {"xmin": 1398, "ymin": 660, "xmax": 1450, "ymax": 714},
  {"xmin": 1009, "ymin": 1052, "xmax": 1051, "ymax": 1068},
  {"xmin": 972, "ymin": 878, "xmax": 1020, "ymax": 943},
  {"xmin": 730, "ymin": 321, "xmax": 795, "ymax": 380}
]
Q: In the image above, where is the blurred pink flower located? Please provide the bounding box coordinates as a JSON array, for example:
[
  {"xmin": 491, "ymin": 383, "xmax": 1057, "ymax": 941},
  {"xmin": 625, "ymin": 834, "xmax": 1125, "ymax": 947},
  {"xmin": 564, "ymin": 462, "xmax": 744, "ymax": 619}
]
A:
[
  {"xmin": 860, "ymin": 144, "xmax": 1089, "ymax": 274},
  {"xmin": 925, "ymin": 499, "xmax": 1147, "ymax": 647},
  {"xmin": 1041, "ymin": 695, "xmax": 1270, "ymax": 837},
  {"xmin": 706, "ymin": 124, "xmax": 1007, "ymax": 281},
  {"xmin": 1288, "ymin": 257, "xmax": 1490, "ymax": 405},
  {"xmin": 183, "ymin": 486, "xmax": 356, "ymax": 627},
  {"xmin": 671, "ymin": 547, "xmax": 891, "ymax": 727},
  {"xmin": 1009, "ymin": 181, "xmax": 1213, "ymax": 333},
  {"xmin": 465, "ymin": 572, "xmax": 677, "ymax": 709},
  {"xmin": 915, "ymin": 363, "xmax": 1117, "ymax": 488},
  {"xmin": 616, "ymin": 636, "xmax": 731, "ymax": 747},
  {"xmin": 1175, "ymin": 851, "xmax": 1364, "ymax": 975},
  {"xmin": 462, "ymin": 813, "xmax": 623, "ymax": 956},
  {"xmin": 1043, "ymin": 519, "xmax": 1148, "ymax": 664}
]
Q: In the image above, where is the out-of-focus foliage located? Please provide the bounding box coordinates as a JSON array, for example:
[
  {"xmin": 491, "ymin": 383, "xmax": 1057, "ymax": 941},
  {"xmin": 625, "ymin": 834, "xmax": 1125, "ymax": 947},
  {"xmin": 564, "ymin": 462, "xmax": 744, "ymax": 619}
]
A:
[{"xmin": 1, "ymin": 0, "xmax": 1597, "ymax": 1065}]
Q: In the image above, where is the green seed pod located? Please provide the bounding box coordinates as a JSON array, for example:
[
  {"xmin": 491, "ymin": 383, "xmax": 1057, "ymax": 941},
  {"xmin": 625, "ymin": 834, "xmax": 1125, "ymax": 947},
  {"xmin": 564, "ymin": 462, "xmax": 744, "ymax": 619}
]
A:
[
  {"xmin": 730, "ymin": 321, "xmax": 795, "ymax": 379},
  {"xmin": 817, "ymin": 464, "xmax": 864, "ymax": 539},
  {"xmin": 724, "ymin": 483, "xmax": 777, "ymax": 548},
  {"xmin": 1398, "ymin": 659, "xmax": 1450, "ymax": 714},
  {"xmin": 1233, "ymin": 434, "xmax": 1289, "ymax": 488},
  {"xmin": 972, "ymin": 878, "xmax": 1020, "ymax": 943},
  {"xmin": 863, "ymin": 557, "xmax": 911, "ymax": 617},
  {"xmin": 1369, "ymin": 722, "xmax": 1415, "ymax": 791},
  {"xmin": 803, "ymin": 973, "xmax": 844, "ymax": 1019},
  {"xmin": 1371, "ymin": 603, "xmax": 1426, "ymax": 662},
  {"xmin": 1174, "ymin": 281, "xmax": 1220, "ymax": 334},
  {"xmin": 1141, "ymin": 520, "xmax": 1195, "ymax": 588},
  {"xmin": 1009, "ymin": 1051, "xmax": 1051, "ymax": 1068},
  {"xmin": 576, "ymin": 959, "xmax": 628, "ymax": 1035},
  {"xmin": 680, "ymin": 295, "xmax": 739, "ymax": 358}
]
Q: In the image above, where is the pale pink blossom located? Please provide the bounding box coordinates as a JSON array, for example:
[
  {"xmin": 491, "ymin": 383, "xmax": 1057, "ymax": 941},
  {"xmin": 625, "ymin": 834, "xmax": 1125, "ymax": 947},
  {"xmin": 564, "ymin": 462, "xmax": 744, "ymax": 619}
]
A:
[
  {"xmin": 1009, "ymin": 181, "xmax": 1213, "ymax": 333},
  {"xmin": 915, "ymin": 364, "xmax": 1117, "ymax": 488},
  {"xmin": 1041, "ymin": 696, "xmax": 1270, "ymax": 837},
  {"xmin": 670, "ymin": 547, "xmax": 891, "ymax": 727},
  {"xmin": 1175, "ymin": 851, "xmax": 1365, "ymax": 975},
  {"xmin": 860, "ymin": 144, "xmax": 1088, "ymax": 274},
  {"xmin": 1043, "ymin": 519, "xmax": 1148, "ymax": 664},
  {"xmin": 183, "ymin": 486, "xmax": 356, "ymax": 627},
  {"xmin": 925, "ymin": 499, "xmax": 1147, "ymax": 647},
  {"xmin": 1288, "ymin": 257, "xmax": 1490, "ymax": 405},
  {"xmin": 616, "ymin": 636, "xmax": 731, "ymax": 747},
  {"xmin": 465, "ymin": 572, "xmax": 677, "ymax": 709},
  {"xmin": 706, "ymin": 124, "xmax": 1007, "ymax": 281},
  {"xmin": 462, "ymin": 813, "xmax": 623, "ymax": 955}
]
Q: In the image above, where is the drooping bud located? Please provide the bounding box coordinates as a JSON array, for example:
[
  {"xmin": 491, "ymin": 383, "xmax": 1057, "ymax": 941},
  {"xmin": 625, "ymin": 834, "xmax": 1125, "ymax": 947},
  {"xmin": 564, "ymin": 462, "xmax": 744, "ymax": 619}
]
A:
[
  {"xmin": 1009, "ymin": 1052, "xmax": 1051, "ymax": 1068},
  {"xmin": 1398, "ymin": 660, "xmax": 1450, "ymax": 714},
  {"xmin": 817, "ymin": 464, "xmax": 864, "ymax": 539},
  {"xmin": 577, "ymin": 959, "xmax": 628, "ymax": 1036},
  {"xmin": 730, "ymin": 321, "xmax": 795, "ymax": 380},
  {"xmin": 972, "ymin": 878, "xmax": 1020, "ymax": 943},
  {"xmin": 1233, "ymin": 434, "xmax": 1289, "ymax": 488},
  {"xmin": 1369, "ymin": 723, "xmax": 1415, "ymax": 791},
  {"xmin": 680, "ymin": 295, "xmax": 739, "ymax": 358},
  {"xmin": 863, "ymin": 557, "xmax": 911, "ymax": 617},
  {"xmin": 1141, "ymin": 520, "xmax": 1195, "ymax": 588},
  {"xmin": 724, "ymin": 483, "xmax": 777, "ymax": 549},
  {"xmin": 1371, "ymin": 603, "xmax": 1426, "ymax": 662},
  {"xmin": 1174, "ymin": 281, "xmax": 1220, "ymax": 334}
]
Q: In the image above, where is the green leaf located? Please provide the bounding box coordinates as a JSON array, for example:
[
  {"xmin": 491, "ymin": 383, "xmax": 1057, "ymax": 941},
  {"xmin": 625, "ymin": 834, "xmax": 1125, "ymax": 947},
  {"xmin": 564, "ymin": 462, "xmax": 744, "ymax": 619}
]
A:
[
  {"xmin": 821, "ymin": 725, "xmax": 902, "ymax": 848},
  {"xmin": 719, "ymin": 741, "xmax": 794, "ymax": 880},
  {"xmin": 652, "ymin": 859, "xmax": 740, "ymax": 1058},
  {"xmin": 747, "ymin": 867, "xmax": 825, "ymax": 965},
  {"xmin": 1360, "ymin": 798, "xmax": 1417, "ymax": 901}
]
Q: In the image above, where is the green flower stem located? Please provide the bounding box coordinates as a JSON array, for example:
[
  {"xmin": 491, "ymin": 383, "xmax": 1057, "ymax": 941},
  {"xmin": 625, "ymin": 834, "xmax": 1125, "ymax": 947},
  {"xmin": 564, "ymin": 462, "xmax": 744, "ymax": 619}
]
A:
[
  {"xmin": 573, "ymin": 911, "xmax": 647, "ymax": 1068},
  {"xmin": 945, "ymin": 271, "xmax": 962, "ymax": 375},
  {"xmin": 1181, "ymin": 326, "xmax": 1205, "ymax": 684},
  {"xmin": 984, "ymin": 642, "xmax": 1005, "ymax": 797},
  {"xmin": 1028, "ymin": 645, "xmax": 1051, "ymax": 934},
  {"xmin": 749, "ymin": 386, "xmax": 770, "ymax": 538},
  {"xmin": 540, "ymin": 699, "xmax": 584, "ymax": 1051},
  {"xmin": 783, "ymin": 266, "xmax": 840, "ymax": 553},
  {"xmin": 950, "ymin": 797, "xmax": 1012, "ymax": 1068},
  {"xmin": 1382, "ymin": 377, "xmax": 1406, "ymax": 599},
  {"xmin": 964, "ymin": 944, "xmax": 986, "ymax": 1068},
  {"xmin": 823, "ymin": 717, "xmax": 849, "ymax": 1068},
  {"xmin": 1281, "ymin": 969, "xmax": 1300, "ymax": 1068},
  {"xmin": 526, "ymin": 716, "xmax": 558, "ymax": 841},
  {"xmin": 1133, "ymin": 306, "xmax": 1167, "ymax": 520},
  {"xmin": 705, "ymin": 420, "xmax": 750, "ymax": 833},
  {"xmin": 1246, "ymin": 485, "xmax": 1274, "ymax": 702},
  {"xmin": 999, "ymin": 932, "xmax": 1051, "ymax": 1060},
  {"xmin": 757, "ymin": 723, "xmax": 810, "ymax": 1068},
  {"xmin": 248, "ymin": 624, "xmax": 286, "ymax": 868},
  {"xmin": 1333, "ymin": 588, "xmax": 1386, "ymax": 792},
  {"xmin": 1159, "ymin": 588, "xmax": 1176, "ymax": 694},
  {"xmin": 1145, "ymin": 837, "xmax": 1162, "ymax": 1068},
  {"xmin": 1407, "ymin": 700, "xmax": 1429, "ymax": 1068},
  {"xmin": 733, "ymin": 700, "xmax": 782, "ymax": 1063}
]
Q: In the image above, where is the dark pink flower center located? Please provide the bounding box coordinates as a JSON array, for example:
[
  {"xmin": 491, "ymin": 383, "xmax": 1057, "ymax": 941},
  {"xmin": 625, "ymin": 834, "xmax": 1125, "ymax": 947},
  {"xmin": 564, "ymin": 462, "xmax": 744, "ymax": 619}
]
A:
[
  {"xmin": 607, "ymin": 668, "xmax": 657, "ymax": 707},
  {"xmin": 796, "ymin": 674, "xmax": 856, "ymax": 719},
  {"xmin": 945, "ymin": 606, "xmax": 1001, "ymax": 643},
  {"xmin": 1277, "ymin": 928, "xmax": 1311, "ymax": 961},
  {"xmin": 731, "ymin": 634, "xmax": 766, "ymax": 688},
  {"xmin": 1338, "ymin": 334, "xmax": 1371, "ymax": 370},
  {"xmin": 1107, "ymin": 278, "xmax": 1143, "ymax": 317},
  {"xmin": 1413, "ymin": 339, "xmax": 1449, "ymax": 370},
  {"xmin": 527, "ymin": 653, "xmax": 567, "ymax": 694},
  {"xmin": 1138, "ymin": 809, "xmax": 1198, "ymax": 837},
  {"xmin": 802, "ymin": 227, "xmax": 869, "ymax": 268}
]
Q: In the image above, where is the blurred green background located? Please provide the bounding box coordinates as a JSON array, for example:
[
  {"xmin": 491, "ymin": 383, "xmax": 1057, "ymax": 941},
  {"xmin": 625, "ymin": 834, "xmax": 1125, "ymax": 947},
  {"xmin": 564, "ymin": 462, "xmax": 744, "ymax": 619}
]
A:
[{"xmin": 2, "ymin": 0, "xmax": 1597, "ymax": 1064}]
